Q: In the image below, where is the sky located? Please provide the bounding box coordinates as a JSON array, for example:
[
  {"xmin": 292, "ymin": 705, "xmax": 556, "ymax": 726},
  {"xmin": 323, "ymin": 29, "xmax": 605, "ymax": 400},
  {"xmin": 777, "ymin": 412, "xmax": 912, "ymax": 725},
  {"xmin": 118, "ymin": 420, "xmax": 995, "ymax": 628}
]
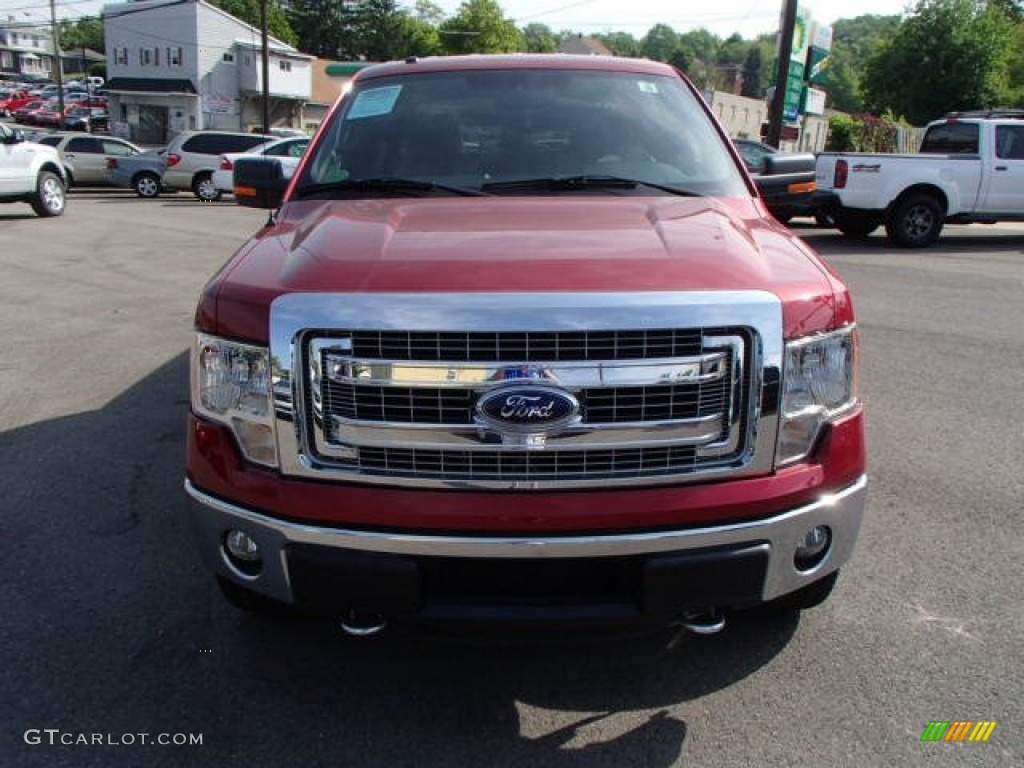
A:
[{"xmin": 1, "ymin": 0, "xmax": 908, "ymax": 40}]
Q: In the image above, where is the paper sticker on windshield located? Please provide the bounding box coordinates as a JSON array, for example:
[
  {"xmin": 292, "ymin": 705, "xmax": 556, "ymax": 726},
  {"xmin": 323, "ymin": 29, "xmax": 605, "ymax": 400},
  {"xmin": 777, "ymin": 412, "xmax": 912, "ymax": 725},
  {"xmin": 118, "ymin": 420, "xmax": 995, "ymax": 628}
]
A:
[
  {"xmin": 636, "ymin": 81, "xmax": 659, "ymax": 94},
  {"xmin": 348, "ymin": 85, "xmax": 402, "ymax": 119}
]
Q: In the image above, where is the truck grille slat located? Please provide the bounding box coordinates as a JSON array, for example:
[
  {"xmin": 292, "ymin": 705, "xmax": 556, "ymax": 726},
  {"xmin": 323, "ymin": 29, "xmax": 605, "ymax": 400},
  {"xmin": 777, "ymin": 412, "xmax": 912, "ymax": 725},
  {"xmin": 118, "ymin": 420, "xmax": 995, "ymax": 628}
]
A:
[
  {"xmin": 349, "ymin": 329, "xmax": 706, "ymax": 362},
  {"xmin": 354, "ymin": 446, "xmax": 699, "ymax": 479},
  {"xmin": 323, "ymin": 380, "xmax": 731, "ymax": 425}
]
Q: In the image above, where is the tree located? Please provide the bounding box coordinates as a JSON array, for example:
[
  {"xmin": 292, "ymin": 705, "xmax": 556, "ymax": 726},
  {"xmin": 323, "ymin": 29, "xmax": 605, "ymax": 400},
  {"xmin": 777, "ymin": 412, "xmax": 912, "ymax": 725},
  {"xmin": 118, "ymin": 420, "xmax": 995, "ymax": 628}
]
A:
[
  {"xmin": 353, "ymin": 0, "xmax": 409, "ymax": 60},
  {"xmin": 522, "ymin": 23, "xmax": 558, "ymax": 53},
  {"xmin": 207, "ymin": 0, "xmax": 297, "ymax": 46},
  {"xmin": 412, "ymin": 0, "xmax": 446, "ymax": 26},
  {"xmin": 825, "ymin": 14, "xmax": 901, "ymax": 113},
  {"xmin": 287, "ymin": 0, "xmax": 358, "ymax": 58},
  {"xmin": 676, "ymin": 29, "xmax": 720, "ymax": 88},
  {"xmin": 59, "ymin": 16, "xmax": 104, "ymax": 53},
  {"xmin": 1006, "ymin": 21, "xmax": 1024, "ymax": 106},
  {"xmin": 439, "ymin": 0, "xmax": 523, "ymax": 54},
  {"xmin": 861, "ymin": 0, "xmax": 1013, "ymax": 124},
  {"xmin": 640, "ymin": 23, "xmax": 678, "ymax": 63},
  {"xmin": 740, "ymin": 45, "xmax": 763, "ymax": 98},
  {"xmin": 594, "ymin": 31, "xmax": 640, "ymax": 57},
  {"xmin": 397, "ymin": 13, "xmax": 444, "ymax": 58}
]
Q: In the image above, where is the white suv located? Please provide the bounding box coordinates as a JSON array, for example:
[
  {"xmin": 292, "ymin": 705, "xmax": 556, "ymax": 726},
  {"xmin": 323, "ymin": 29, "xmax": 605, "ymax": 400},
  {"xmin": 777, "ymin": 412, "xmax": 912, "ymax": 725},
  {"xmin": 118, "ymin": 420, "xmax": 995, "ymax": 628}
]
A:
[
  {"xmin": 0, "ymin": 122, "xmax": 67, "ymax": 217},
  {"xmin": 163, "ymin": 130, "xmax": 271, "ymax": 201}
]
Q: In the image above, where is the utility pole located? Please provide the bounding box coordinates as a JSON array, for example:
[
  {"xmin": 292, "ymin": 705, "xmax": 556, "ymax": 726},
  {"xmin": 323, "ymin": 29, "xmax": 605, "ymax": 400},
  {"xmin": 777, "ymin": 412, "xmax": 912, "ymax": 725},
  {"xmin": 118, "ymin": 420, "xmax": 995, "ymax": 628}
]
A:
[
  {"xmin": 83, "ymin": 44, "xmax": 91, "ymax": 133},
  {"xmin": 767, "ymin": 0, "xmax": 798, "ymax": 148},
  {"xmin": 260, "ymin": 0, "xmax": 270, "ymax": 134},
  {"xmin": 48, "ymin": 0, "xmax": 65, "ymax": 128}
]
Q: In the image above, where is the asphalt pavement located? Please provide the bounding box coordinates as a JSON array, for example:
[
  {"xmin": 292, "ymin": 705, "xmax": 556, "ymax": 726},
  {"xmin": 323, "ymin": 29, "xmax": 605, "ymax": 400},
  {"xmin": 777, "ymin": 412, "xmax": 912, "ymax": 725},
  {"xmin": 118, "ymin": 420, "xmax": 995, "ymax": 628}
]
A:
[{"xmin": 1, "ymin": 195, "xmax": 1021, "ymax": 767}]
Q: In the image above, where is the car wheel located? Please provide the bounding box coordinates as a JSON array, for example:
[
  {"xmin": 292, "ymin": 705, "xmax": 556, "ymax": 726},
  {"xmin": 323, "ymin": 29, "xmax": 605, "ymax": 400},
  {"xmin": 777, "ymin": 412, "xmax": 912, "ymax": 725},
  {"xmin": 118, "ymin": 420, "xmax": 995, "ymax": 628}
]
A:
[
  {"xmin": 134, "ymin": 172, "xmax": 161, "ymax": 198},
  {"xmin": 30, "ymin": 171, "xmax": 66, "ymax": 217},
  {"xmin": 885, "ymin": 193, "xmax": 944, "ymax": 248},
  {"xmin": 193, "ymin": 172, "xmax": 222, "ymax": 202},
  {"xmin": 834, "ymin": 210, "xmax": 880, "ymax": 239}
]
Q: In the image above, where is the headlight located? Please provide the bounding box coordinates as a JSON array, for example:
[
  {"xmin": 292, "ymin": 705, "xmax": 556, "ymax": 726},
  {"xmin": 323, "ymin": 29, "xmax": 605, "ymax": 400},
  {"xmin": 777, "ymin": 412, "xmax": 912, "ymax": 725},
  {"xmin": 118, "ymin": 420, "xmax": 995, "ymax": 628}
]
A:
[
  {"xmin": 191, "ymin": 333, "xmax": 277, "ymax": 467},
  {"xmin": 777, "ymin": 325, "xmax": 859, "ymax": 465}
]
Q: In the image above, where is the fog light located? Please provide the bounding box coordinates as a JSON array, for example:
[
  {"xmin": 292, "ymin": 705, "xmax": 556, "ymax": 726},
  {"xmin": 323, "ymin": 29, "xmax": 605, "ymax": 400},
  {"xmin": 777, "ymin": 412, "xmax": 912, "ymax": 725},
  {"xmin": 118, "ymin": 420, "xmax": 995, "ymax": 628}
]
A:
[
  {"xmin": 794, "ymin": 525, "xmax": 831, "ymax": 571},
  {"xmin": 224, "ymin": 529, "xmax": 262, "ymax": 577}
]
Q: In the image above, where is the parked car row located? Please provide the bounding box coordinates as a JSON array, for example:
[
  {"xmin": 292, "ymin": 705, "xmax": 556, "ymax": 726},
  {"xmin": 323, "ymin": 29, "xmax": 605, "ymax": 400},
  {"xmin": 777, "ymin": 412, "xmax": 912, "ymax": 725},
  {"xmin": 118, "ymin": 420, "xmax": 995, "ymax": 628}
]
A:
[
  {"xmin": 108, "ymin": 130, "xmax": 309, "ymax": 201},
  {"xmin": 5, "ymin": 120, "xmax": 823, "ymax": 224},
  {"xmin": 34, "ymin": 133, "xmax": 143, "ymax": 187},
  {"xmin": 9, "ymin": 95, "xmax": 109, "ymax": 129}
]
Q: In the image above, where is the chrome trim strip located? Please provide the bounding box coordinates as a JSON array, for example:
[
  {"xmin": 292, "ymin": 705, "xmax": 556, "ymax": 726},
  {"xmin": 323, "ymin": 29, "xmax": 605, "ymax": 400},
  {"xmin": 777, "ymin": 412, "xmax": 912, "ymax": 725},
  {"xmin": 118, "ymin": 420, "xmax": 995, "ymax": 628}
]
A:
[
  {"xmin": 270, "ymin": 291, "xmax": 783, "ymax": 489},
  {"xmin": 318, "ymin": 353, "xmax": 729, "ymax": 388},
  {"xmin": 327, "ymin": 413, "xmax": 724, "ymax": 451},
  {"xmin": 185, "ymin": 475, "xmax": 867, "ymax": 604}
]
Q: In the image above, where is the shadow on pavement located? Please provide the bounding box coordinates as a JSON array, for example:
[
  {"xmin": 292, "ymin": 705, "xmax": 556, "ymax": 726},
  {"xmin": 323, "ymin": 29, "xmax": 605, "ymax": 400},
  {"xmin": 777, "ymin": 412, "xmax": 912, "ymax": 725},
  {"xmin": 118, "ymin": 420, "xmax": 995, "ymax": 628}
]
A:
[{"xmin": 3, "ymin": 352, "xmax": 800, "ymax": 768}]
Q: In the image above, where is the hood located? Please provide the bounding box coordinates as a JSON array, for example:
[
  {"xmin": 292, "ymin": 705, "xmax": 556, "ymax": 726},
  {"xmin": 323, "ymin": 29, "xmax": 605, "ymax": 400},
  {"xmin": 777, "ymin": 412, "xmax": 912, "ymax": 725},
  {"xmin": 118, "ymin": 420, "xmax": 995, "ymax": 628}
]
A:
[{"xmin": 206, "ymin": 196, "xmax": 846, "ymax": 341}]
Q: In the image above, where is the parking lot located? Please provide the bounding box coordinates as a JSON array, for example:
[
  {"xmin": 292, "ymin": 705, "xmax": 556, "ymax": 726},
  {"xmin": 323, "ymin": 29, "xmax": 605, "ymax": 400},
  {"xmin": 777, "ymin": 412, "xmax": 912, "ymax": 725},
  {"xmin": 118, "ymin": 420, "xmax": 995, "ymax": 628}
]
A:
[{"xmin": 2, "ymin": 192, "xmax": 1022, "ymax": 767}]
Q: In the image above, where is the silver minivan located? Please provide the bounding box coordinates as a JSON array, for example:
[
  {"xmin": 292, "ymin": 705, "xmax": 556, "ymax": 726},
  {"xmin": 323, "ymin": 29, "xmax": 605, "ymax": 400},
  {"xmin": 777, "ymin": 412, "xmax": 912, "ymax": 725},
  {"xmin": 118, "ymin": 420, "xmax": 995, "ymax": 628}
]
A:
[{"xmin": 163, "ymin": 130, "xmax": 271, "ymax": 201}]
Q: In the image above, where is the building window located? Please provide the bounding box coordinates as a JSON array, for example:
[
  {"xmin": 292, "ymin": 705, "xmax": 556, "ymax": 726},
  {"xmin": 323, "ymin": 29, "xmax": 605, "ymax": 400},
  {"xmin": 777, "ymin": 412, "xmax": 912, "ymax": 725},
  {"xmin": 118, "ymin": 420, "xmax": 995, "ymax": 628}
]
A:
[
  {"xmin": 140, "ymin": 47, "xmax": 159, "ymax": 66},
  {"xmin": 0, "ymin": 51, "xmax": 12, "ymax": 69},
  {"xmin": 279, "ymin": 60, "xmax": 291, "ymax": 72},
  {"xmin": 167, "ymin": 46, "xmax": 182, "ymax": 66},
  {"xmin": 114, "ymin": 47, "xmax": 128, "ymax": 65},
  {"xmin": 243, "ymin": 54, "xmax": 251, "ymax": 66},
  {"xmin": 223, "ymin": 52, "xmax": 235, "ymax": 63}
]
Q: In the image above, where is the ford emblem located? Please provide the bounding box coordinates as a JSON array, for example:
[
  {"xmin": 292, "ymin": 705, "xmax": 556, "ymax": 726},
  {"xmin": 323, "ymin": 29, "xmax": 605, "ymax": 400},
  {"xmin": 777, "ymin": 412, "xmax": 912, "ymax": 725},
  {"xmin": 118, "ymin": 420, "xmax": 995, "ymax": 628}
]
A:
[{"xmin": 475, "ymin": 385, "xmax": 580, "ymax": 434}]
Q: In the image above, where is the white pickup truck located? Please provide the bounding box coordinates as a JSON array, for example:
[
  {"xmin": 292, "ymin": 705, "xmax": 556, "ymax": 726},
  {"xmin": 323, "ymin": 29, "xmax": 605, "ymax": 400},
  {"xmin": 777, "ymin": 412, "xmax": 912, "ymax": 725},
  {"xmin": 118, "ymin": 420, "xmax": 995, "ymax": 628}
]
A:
[
  {"xmin": 0, "ymin": 122, "xmax": 67, "ymax": 217},
  {"xmin": 815, "ymin": 111, "xmax": 1024, "ymax": 247}
]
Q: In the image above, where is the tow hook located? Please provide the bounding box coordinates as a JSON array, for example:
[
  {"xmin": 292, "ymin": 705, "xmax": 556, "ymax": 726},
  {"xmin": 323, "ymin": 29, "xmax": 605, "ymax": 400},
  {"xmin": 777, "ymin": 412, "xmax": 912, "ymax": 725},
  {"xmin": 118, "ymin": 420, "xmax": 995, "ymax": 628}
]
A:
[
  {"xmin": 678, "ymin": 609, "xmax": 726, "ymax": 636},
  {"xmin": 339, "ymin": 609, "xmax": 388, "ymax": 637}
]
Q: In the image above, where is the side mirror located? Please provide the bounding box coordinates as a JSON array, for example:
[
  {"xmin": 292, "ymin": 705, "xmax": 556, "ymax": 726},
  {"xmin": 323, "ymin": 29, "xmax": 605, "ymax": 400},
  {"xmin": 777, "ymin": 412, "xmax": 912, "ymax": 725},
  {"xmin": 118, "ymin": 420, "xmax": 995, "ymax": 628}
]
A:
[
  {"xmin": 233, "ymin": 155, "xmax": 288, "ymax": 209},
  {"xmin": 762, "ymin": 153, "xmax": 816, "ymax": 176}
]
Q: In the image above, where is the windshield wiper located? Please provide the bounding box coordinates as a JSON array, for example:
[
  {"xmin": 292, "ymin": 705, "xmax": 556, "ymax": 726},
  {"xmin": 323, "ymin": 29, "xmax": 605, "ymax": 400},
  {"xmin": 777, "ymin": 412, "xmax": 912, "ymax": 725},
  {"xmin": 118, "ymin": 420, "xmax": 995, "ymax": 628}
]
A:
[
  {"xmin": 481, "ymin": 175, "xmax": 701, "ymax": 197},
  {"xmin": 293, "ymin": 177, "xmax": 488, "ymax": 199}
]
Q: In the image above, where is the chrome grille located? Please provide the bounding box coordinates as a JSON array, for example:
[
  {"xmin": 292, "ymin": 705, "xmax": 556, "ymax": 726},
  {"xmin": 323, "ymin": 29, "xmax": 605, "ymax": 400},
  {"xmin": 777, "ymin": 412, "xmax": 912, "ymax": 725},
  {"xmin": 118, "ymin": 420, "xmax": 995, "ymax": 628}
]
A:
[
  {"xmin": 270, "ymin": 292, "xmax": 783, "ymax": 490},
  {"xmin": 354, "ymin": 446, "xmax": 700, "ymax": 480},
  {"xmin": 348, "ymin": 329, "xmax": 704, "ymax": 362},
  {"xmin": 322, "ymin": 378, "xmax": 731, "ymax": 426}
]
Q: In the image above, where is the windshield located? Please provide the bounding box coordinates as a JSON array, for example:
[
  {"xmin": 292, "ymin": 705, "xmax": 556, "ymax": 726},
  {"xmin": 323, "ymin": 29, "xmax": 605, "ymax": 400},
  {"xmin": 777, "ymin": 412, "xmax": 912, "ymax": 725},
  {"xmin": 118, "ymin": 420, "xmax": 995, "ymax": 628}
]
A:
[{"xmin": 295, "ymin": 67, "xmax": 747, "ymax": 198}]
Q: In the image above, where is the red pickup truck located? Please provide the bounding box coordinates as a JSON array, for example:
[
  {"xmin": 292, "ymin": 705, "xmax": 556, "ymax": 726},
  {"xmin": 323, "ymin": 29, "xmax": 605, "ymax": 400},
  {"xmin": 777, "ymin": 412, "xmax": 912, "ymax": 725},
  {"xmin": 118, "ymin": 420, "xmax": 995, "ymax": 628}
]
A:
[{"xmin": 188, "ymin": 55, "xmax": 866, "ymax": 636}]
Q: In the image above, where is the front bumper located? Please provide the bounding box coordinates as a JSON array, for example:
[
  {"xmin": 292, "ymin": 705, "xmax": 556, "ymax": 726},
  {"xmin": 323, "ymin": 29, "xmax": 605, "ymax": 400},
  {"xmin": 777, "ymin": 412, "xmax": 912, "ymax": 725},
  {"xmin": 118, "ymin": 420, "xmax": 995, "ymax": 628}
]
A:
[{"xmin": 186, "ymin": 474, "xmax": 867, "ymax": 621}]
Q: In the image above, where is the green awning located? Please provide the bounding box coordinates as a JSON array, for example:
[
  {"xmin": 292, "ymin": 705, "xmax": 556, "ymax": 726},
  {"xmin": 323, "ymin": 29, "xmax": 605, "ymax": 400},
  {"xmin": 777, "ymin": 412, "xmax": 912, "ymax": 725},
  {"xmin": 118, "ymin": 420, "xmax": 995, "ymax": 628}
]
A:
[{"xmin": 324, "ymin": 62, "xmax": 374, "ymax": 77}]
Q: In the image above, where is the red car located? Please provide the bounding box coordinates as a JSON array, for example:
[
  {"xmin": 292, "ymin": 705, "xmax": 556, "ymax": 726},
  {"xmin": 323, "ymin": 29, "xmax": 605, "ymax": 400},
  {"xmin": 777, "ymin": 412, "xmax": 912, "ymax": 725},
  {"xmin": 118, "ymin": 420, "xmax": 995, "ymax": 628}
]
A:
[
  {"xmin": 31, "ymin": 101, "xmax": 65, "ymax": 127},
  {"xmin": 0, "ymin": 89, "xmax": 34, "ymax": 117},
  {"xmin": 12, "ymin": 99, "xmax": 48, "ymax": 125}
]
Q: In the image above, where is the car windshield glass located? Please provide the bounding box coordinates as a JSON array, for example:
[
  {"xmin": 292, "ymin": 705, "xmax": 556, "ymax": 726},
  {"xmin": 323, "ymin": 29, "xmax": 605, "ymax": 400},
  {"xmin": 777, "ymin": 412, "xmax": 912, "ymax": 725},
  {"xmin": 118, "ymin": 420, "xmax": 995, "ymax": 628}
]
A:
[{"xmin": 295, "ymin": 67, "xmax": 747, "ymax": 199}]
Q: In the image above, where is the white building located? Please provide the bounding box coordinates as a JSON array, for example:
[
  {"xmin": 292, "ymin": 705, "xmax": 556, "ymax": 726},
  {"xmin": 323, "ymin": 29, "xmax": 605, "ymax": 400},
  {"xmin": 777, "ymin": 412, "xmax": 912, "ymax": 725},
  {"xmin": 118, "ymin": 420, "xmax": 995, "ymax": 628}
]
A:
[
  {"xmin": 103, "ymin": 0, "xmax": 312, "ymax": 143},
  {"xmin": 0, "ymin": 23, "xmax": 55, "ymax": 79}
]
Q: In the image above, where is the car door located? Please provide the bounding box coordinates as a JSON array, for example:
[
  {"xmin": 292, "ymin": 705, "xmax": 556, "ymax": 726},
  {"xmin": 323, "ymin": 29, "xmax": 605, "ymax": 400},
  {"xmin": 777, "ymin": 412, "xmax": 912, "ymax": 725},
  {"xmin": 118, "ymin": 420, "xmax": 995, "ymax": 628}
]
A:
[
  {"xmin": 100, "ymin": 139, "xmax": 139, "ymax": 185},
  {"xmin": 0, "ymin": 122, "xmax": 26, "ymax": 194},
  {"xmin": 63, "ymin": 136, "xmax": 105, "ymax": 184},
  {"xmin": 0, "ymin": 124, "xmax": 50, "ymax": 195},
  {"xmin": 979, "ymin": 123, "xmax": 1024, "ymax": 214}
]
